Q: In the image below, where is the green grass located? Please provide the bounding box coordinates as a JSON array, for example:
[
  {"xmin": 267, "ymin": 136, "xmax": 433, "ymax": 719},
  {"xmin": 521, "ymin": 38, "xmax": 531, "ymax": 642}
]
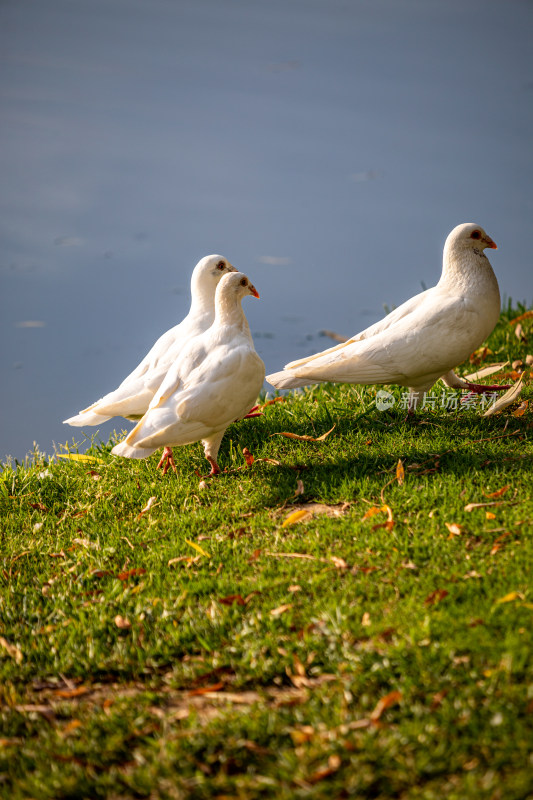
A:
[{"xmin": 1, "ymin": 302, "xmax": 532, "ymax": 799}]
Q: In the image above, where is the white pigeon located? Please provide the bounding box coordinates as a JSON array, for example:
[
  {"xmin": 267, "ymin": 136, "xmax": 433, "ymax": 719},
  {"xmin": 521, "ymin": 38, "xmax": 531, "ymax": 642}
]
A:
[
  {"xmin": 267, "ymin": 223, "xmax": 508, "ymax": 408},
  {"xmin": 64, "ymin": 255, "xmax": 237, "ymax": 427},
  {"xmin": 112, "ymin": 272, "xmax": 265, "ymax": 475}
]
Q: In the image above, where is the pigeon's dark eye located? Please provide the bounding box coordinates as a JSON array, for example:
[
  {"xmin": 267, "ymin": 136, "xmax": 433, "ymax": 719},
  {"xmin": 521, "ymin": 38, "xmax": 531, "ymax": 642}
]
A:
[
  {"xmin": 240, "ymin": 278, "xmax": 247, "ymax": 287},
  {"xmin": 470, "ymin": 231, "xmax": 481, "ymax": 240},
  {"xmin": 216, "ymin": 260, "xmax": 225, "ymax": 270}
]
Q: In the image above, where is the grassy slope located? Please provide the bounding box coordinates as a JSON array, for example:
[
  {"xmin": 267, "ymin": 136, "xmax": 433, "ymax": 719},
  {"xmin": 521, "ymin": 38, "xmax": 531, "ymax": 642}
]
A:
[{"xmin": 1, "ymin": 303, "xmax": 532, "ymax": 800}]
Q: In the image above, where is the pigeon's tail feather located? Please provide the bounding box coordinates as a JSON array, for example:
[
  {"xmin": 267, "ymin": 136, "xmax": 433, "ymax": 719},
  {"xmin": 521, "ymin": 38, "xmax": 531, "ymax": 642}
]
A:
[
  {"xmin": 266, "ymin": 370, "xmax": 317, "ymax": 390},
  {"xmin": 111, "ymin": 440, "xmax": 156, "ymax": 460},
  {"xmin": 64, "ymin": 410, "xmax": 113, "ymax": 426}
]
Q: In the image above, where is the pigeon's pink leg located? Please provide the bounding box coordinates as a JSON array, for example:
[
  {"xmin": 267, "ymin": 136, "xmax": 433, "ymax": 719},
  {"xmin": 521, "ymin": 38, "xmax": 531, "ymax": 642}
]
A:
[
  {"xmin": 157, "ymin": 447, "xmax": 177, "ymax": 475},
  {"xmin": 242, "ymin": 405, "xmax": 262, "ymax": 419},
  {"xmin": 464, "ymin": 382, "xmax": 511, "ymax": 394},
  {"xmin": 206, "ymin": 456, "xmax": 221, "ymax": 476}
]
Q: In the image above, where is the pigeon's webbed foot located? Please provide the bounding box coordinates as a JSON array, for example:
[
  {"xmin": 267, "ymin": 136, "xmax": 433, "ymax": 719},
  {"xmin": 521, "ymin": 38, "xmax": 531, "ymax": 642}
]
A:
[{"xmin": 157, "ymin": 446, "xmax": 177, "ymax": 475}]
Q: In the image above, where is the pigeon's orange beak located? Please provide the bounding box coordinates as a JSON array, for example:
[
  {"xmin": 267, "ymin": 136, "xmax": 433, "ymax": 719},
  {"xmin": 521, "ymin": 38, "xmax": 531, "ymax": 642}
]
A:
[
  {"xmin": 250, "ymin": 285, "xmax": 260, "ymax": 299},
  {"xmin": 486, "ymin": 237, "xmax": 497, "ymax": 250}
]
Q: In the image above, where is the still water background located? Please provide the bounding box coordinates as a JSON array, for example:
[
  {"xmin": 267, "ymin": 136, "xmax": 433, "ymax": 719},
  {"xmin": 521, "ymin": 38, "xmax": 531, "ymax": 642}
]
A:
[{"xmin": 1, "ymin": 0, "xmax": 532, "ymax": 463}]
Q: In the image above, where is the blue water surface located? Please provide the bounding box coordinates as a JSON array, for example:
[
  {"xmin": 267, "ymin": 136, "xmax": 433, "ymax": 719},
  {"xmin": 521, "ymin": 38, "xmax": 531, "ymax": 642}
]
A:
[{"xmin": 1, "ymin": 0, "xmax": 532, "ymax": 462}]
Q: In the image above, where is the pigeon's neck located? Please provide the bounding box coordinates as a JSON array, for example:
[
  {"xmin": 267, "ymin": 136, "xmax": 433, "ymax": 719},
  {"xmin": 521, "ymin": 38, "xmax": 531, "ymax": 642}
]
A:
[
  {"xmin": 189, "ymin": 280, "xmax": 217, "ymax": 317},
  {"xmin": 439, "ymin": 245, "xmax": 500, "ymax": 298},
  {"xmin": 214, "ymin": 295, "xmax": 252, "ymax": 337}
]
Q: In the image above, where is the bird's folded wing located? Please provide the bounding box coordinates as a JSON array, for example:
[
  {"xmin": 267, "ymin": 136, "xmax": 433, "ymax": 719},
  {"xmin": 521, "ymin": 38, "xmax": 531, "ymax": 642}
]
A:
[
  {"xmin": 285, "ymin": 288, "xmax": 431, "ymax": 370},
  {"xmin": 292, "ymin": 295, "xmax": 476, "ymax": 384}
]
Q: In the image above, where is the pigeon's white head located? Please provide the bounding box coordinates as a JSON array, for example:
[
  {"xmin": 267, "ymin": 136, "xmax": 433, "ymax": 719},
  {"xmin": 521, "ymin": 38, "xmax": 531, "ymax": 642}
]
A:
[
  {"xmin": 191, "ymin": 254, "xmax": 238, "ymax": 298},
  {"xmin": 446, "ymin": 223, "xmax": 497, "ymax": 254},
  {"xmin": 216, "ymin": 271, "xmax": 260, "ymax": 303}
]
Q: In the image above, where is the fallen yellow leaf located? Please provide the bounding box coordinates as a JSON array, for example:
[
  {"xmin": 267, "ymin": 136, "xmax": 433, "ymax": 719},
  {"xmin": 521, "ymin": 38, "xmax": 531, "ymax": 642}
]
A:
[
  {"xmin": 56, "ymin": 453, "xmax": 105, "ymax": 463},
  {"xmin": 282, "ymin": 509, "xmax": 313, "ymax": 527},
  {"xmin": 396, "ymin": 459, "xmax": 405, "ymax": 486},
  {"xmin": 495, "ymin": 591, "xmax": 524, "ymax": 605},
  {"xmin": 185, "ymin": 539, "xmax": 211, "ymax": 558},
  {"xmin": 362, "ymin": 506, "xmax": 382, "ymax": 520}
]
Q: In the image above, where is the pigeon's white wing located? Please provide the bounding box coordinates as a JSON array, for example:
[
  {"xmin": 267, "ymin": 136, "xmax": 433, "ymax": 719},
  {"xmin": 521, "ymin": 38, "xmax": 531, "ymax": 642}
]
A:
[
  {"xmin": 64, "ymin": 313, "xmax": 210, "ymax": 424},
  {"xmin": 292, "ymin": 293, "xmax": 479, "ymax": 386},
  {"xmin": 286, "ymin": 288, "xmax": 431, "ymax": 370},
  {"xmin": 128, "ymin": 344, "xmax": 264, "ymax": 451}
]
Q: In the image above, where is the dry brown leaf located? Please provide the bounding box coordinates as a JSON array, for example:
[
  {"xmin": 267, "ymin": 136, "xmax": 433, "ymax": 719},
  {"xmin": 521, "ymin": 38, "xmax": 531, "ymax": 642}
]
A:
[
  {"xmin": 445, "ymin": 522, "xmax": 463, "ymax": 537},
  {"xmin": 168, "ymin": 555, "xmax": 201, "ymax": 567},
  {"xmin": 30, "ymin": 502, "xmax": 49, "ymax": 512},
  {"xmin": 514, "ymin": 323, "xmax": 526, "ymax": 342},
  {"xmin": 396, "ymin": 459, "xmax": 405, "ymax": 486},
  {"xmin": 188, "ymin": 682, "xmax": 224, "ymax": 696},
  {"xmin": 469, "ymin": 346, "xmax": 493, "ymax": 365},
  {"xmin": 72, "ymin": 537, "xmax": 99, "ymax": 550},
  {"xmin": 242, "ymin": 447, "xmax": 254, "ymax": 467},
  {"xmin": 270, "ymin": 603, "xmax": 293, "ymax": 617},
  {"xmin": 265, "ymin": 552, "xmax": 316, "ymax": 560},
  {"xmin": 320, "ymin": 329, "xmax": 348, "ymax": 343},
  {"xmin": 294, "ymin": 479, "xmax": 305, "ymax": 496},
  {"xmin": 114, "ymin": 615, "xmax": 131, "ymax": 629},
  {"xmin": 484, "ymin": 375, "xmax": 525, "ymax": 417},
  {"xmin": 138, "ymin": 496, "xmax": 157, "ymax": 517},
  {"xmin": 61, "ymin": 720, "xmax": 82, "ymax": 736},
  {"xmin": 512, "ymin": 400, "xmax": 529, "ymax": 417},
  {"xmin": 308, "ymin": 754, "xmax": 342, "ymax": 784},
  {"xmin": 0, "ymin": 636, "xmax": 23, "ymax": 664},
  {"xmin": 370, "ymin": 690, "xmax": 402, "ymax": 721},
  {"xmin": 53, "ymin": 686, "xmax": 90, "ymax": 699},
  {"xmin": 290, "ymin": 726, "xmax": 315, "ymax": 744},
  {"xmin": 219, "ymin": 594, "xmax": 246, "ymax": 606},
  {"xmin": 117, "ymin": 568, "xmax": 146, "ymax": 581},
  {"xmin": 484, "ymin": 485, "xmax": 510, "ymax": 499},
  {"xmin": 14, "ymin": 704, "xmax": 55, "ymax": 721},
  {"xmin": 509, "ymin": 309, "xmax": 533, "ymax": 325},
  {"xmin": 330, "ymin": 556, "xmax": 348, "ymax": 569},
  {"xmin": 270, "ymin": 424, "xmax": 336, "ymax": 443},
  {"xmin": 464, "ymin": 500, "xmax": 510, "ymax": 512},
  {"xmin": 281, "ymin": 502, "xmax": 349, "ymax": 527},
  {"xmin": 424, "ymin": 589, "xmax": 449, "ymax": 606},
  {"xmin": 258, "ymin": 397, "xmax": 285, "ymax": 410}
]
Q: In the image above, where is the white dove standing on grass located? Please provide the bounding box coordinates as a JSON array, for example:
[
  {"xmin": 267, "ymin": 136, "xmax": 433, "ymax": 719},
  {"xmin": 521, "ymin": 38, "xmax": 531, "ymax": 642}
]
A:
[
  {"xmin": 112, "ymin": 272, "xmax": 265, "ymax": 476},
  {"xmin": 267, "ymin": 223, "xmax": 509, "ymax": 409},
  {"xmin": 64, "ymin": 255, "xmax": 238, "ymax": 469}
]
